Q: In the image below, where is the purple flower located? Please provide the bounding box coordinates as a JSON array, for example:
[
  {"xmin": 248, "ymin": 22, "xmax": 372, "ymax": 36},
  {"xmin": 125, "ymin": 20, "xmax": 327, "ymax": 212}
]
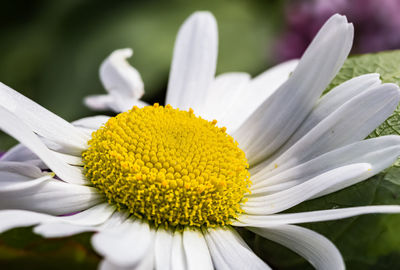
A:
[{"xmin": 275, "ymin": 0, "xmax": 400, "ymax": 62}]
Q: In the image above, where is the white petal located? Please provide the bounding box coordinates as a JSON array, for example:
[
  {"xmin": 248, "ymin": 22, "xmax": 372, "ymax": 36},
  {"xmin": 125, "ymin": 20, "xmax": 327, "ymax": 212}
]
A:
[
  {"xmin": 234, "ymin": 14, "xmax": 353, "ymax": 165},
  {"xmin": 84, "ymin": 95, "xmax": 116, "ymax": 111},
  {"xmin": 155, "ymin": 229, "xmax": 173, "ymax": 270},
  {"xmin": 0, "ymin": 144, "xmax": 44, "ymax": 168},
  {"xmin": 56, "ymin": 211, "xmax": 129, "ymax": 238},
  {"xmin": 36, "ymin": 223, "xmax": 97, "ymax": 238},
  {"xmin": 50, "ymin": 150, "xmax": 83, "ymax": 165},
  {"xmin": 0, "ymin": 205, "xmax": 104, "ymax": 233},
  {"xmin": 223, "ymin": 60, "xmax": 298, "ymax": 133},
  {"xmin": 270, "ymin": 74, "xmax": 381, "ymax": 155},
  {"xmin": 235, "ymin": 205, "xmax": 400, "ymax": 227},
  {"xmin": 134, "ymin": 247, "xmax": 155, "ymax": 270},
  {"xmin": 95, "ymin": 216, "xmax": 156, "ymax": 270},
  {"xmin": 0, "ymin": 106, "xmax": 87, "ymax": 184},
  {"xmin": 110, "ymin": 96, "xmax": 148, "ymax": 112},
  {"xmin": 250, "ymin": 225, "xmax": 344, "ymax": 270},
  {"xmin": 204, "ymin": 227, "xmax": 270, "ymax": 270},
  {"xmin": 249, "ymin": 181, "xmax": 298, "ymax": 196},
  {"xmin": 85, "ymin": 48, "xmax": 146, "ymax": 113},
  {"xmin": 33, "ymin": 203, "xmax": 115, "ymax": 237},
  {"xmin": 170, "ymin": 230, "xmax": 187, "ymax": 270},
  {"xmin": 99, "ymin": 260, "xmax": 131, "ymax": 270},
  {"xmin": 0, "ymin": 174, "xmax": 102, "ymax": 215},
  {"xmin": 0, "ymin": 207, "xmax": 122, "ymax": 235},
  {"xmin": 249, "ymin": 59, "xmax": 299, "ymax": 102},
  {"xmin": 253, "ymin": 83, "xmax": 400, "ymax": 178},
  {"xmin": 0, "ymin": 161, "xmax": 43, "ymax": 181},
  {"xmin": 250, "ymin": 136, "xmax": 400, "ymax": 196},
  {"xmin": 203, "ymin": 60, "xmax": 298, "ymax": 134},
  {"xmin": 165, "ymin": 11, "xmax": 218, "ymax": 111},
  {"xmin": 92, "ymin": 219, "xmax": 155, "ymax": 267},
  {"xmin": 0, "ymin": 168, "xmax": 50, "ymax": 187},
  {"xmin": 243, "ymin": 163, "xmax": 372, "ymax": 215},
  {"xmin": 99, "ymin": 211, "xmax": 130, "ymax": 231},
  {"xmin": 100, "ymin": 256, "xmax": 154, "ymax": 270},
  {"xmin": 0, "ymin": 82, "xmax": 89, "ymax": 153},
  {"xmin": 85, "ymin": 94, "xmax": 148, "ymax": 113},
  {"xmin": 200, "ymin": 72, "xmax": 250, "ymax": 123},
  {"xmin": 100, "ymin": 49, "xmax": 144, "ymax": 99},
  {"xmin": 72, "ymin": 115, "xmax": 110, "ymax": 130},
  {"xmin": 0, "ymin": 210, "xmax": 54, "ymax": 233},
  {"xmin": 183, "ymin": 228, "xmax": 213, "ymax": 270}
]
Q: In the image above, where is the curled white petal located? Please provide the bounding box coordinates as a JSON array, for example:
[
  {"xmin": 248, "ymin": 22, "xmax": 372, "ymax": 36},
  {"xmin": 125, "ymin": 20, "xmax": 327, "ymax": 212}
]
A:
[
  {"xmin": 100, "ymin": 48, "xmax": 144, "ymax": 99},
  {"xmin": 85, "ymin": 48, "xmax": 146, "ymax": 113}
]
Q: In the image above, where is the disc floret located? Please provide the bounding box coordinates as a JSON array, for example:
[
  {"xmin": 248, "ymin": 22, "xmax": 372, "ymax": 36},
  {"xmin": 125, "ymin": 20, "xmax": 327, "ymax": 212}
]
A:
[{"xmin": 82, "ymin": 104, "xmax": 251, "ymax": 228}]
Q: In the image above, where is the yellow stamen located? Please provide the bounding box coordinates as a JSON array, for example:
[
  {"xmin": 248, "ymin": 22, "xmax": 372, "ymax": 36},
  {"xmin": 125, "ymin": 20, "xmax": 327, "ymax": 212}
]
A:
[{"xmin": 82, "ymin": 104, "xmax": 250, "ymax": 228}]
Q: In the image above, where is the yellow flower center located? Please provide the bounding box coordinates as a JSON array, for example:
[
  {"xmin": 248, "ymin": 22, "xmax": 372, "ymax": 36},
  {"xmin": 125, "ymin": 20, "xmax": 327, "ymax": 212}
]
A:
[{"xmin": 82, "ymin": 104, "xmax": 250, "ymax": 228}]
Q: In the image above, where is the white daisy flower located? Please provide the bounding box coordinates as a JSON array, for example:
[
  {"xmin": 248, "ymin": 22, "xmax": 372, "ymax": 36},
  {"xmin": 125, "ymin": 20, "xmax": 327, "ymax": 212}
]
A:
[{"xmin": 1, "ymin": 11, "xmax": 400, "ymax": 270}]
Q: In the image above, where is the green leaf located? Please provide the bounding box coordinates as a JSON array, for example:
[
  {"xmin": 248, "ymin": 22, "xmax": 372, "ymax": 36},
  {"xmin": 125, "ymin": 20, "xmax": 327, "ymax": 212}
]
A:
[
  {"xmin": 328, "ymin": 50, "xmax": 400, "ymax": 186},
  {"xmin": 325, "ymin": 50, "xmax": 400, "ymax": 92},
  {"xmin": 251, "ymin": 50, "xmax": 400, "ymax": 269}
]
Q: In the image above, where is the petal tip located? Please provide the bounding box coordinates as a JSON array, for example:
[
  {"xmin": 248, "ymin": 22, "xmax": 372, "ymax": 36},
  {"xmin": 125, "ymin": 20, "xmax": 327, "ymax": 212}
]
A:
[
  {"xmin": 183, "ymin": 11, "xmax": 217, "ymax": 32},
  {"xmin": 330, "ymin": 13, "xmax": 348, "ymax": 23},
  {"xmin": 189, "ymin": 11, "xmax": 216, "ymax": 22}
]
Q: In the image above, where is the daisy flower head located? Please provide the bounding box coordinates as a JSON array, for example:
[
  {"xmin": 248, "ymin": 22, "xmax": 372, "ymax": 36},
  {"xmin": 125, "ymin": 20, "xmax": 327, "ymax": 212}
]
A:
[{"xmin": 1, "ymin": 11, "xmax": 400, "ymax": 270}]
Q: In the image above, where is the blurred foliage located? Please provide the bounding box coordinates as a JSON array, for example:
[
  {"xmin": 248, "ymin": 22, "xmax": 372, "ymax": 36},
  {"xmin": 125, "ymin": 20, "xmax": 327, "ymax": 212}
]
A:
[
  {"xmin": 0, "ymin": 0, "xmax": 285, "ymax": 151},
  {"xmin": 0, "ymin": 227, "xmax": 99, "ymax": 269}
]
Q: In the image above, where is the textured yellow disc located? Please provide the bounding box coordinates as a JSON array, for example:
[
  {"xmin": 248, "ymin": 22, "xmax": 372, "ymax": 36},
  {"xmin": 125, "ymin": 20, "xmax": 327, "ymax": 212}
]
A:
[{"xmin": 82, "ymin": 104, "xmax": 251, "ymax": 228}]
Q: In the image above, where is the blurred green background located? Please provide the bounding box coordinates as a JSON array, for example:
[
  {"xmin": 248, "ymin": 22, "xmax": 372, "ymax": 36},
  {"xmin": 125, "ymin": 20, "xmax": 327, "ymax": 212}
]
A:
[{"xmin": 0, "ymin": 0, "xmax": 285, "ymax": 151}]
